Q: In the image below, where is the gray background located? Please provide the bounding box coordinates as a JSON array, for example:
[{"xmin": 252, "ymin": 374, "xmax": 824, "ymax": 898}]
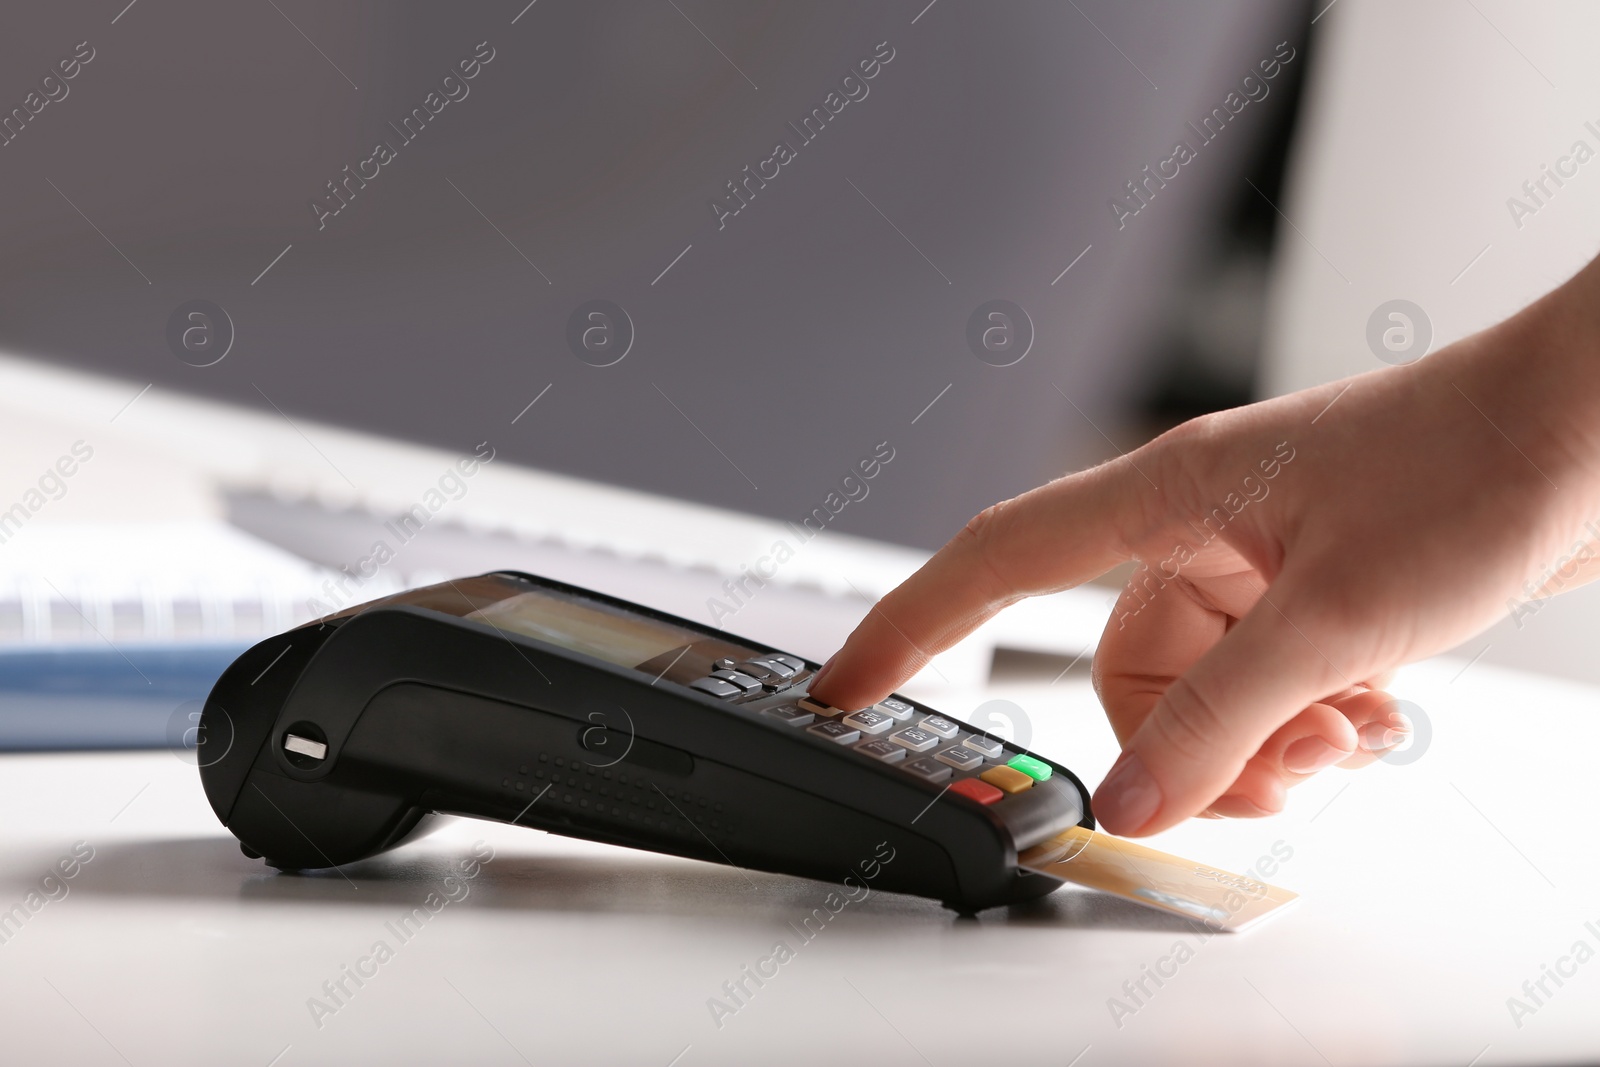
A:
[{"xmin": 0, "ymin": 0, "xmax": 1305, "ymax": 548}]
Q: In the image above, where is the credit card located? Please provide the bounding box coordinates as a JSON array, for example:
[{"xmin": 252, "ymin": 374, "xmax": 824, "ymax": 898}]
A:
[{"xmin": 1017, "ymin": 825, "xmax": 1298, "ymax": 931}]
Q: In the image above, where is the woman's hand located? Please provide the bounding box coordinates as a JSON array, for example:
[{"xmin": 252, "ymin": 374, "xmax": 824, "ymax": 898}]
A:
[{"xmin": 809, "ymin": 258, "xmax": 1600, "ymax": 835}]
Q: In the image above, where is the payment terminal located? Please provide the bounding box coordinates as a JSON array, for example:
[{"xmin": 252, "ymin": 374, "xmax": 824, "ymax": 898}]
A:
[{"xmin": 198, "ymin": 572, "xmax": 1093, "ymax": 913}]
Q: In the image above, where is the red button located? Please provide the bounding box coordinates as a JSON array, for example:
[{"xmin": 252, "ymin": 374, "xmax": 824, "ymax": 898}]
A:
[{"xmin": 949, "ymin": 778, "xmax": 1004, "ymax": 806}]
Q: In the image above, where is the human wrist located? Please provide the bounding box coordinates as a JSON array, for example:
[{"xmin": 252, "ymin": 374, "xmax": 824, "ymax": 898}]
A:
[
  {"xmin": 1446, "ymin": 255, "xmax": 1600, "ymax": 474},
  {"xmin": 1528, "ymin": 256, "xmax": 1600, "ymax": 456}
]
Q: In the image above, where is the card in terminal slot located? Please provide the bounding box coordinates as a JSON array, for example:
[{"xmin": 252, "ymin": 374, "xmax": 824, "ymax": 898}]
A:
[{"xmin": 1017, "ymin": 825, "xmax": 1298, "ymax": 932}]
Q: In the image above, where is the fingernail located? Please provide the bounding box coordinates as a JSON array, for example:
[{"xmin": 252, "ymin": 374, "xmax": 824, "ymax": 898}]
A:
[
  {"xmin": 1359, "ymin": 719, "xmax": 1409, "ymax": 753},
  {"xmin": 1092, "ymin": 752, "xmax": 1161, "ymax": 834},
  {"xmin": 1282, "ymin": 736, "xmax": 1349, "ymax": 775},
  {"xmin": 1207, "ymin": 793, "xmax": 1277, "ymax": 818}
]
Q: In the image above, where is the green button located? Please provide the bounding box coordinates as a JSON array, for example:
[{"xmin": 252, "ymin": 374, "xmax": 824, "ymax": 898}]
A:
[{"xmin": 1007, "ymin": 754, "xmax": 1053, "ymax": 781}]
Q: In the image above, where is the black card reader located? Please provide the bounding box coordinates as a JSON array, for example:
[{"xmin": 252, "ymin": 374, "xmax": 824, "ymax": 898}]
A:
[{"xmin": 197, "ymin": 572, "xmax": 1093, "ymax": 913}]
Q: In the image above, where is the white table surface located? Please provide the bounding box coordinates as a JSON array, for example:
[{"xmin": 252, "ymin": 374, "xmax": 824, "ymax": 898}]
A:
[{"xmin": 0, "ymin": 655, "xmax": 1594, "ymax": 1067}]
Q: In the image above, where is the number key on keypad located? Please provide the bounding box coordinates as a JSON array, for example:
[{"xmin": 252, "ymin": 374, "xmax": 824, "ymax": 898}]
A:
[
  {"xmin": 889, "ymin": 727, "xmax": 939, "ymax": 752},
  {"xmin": 808, "ymin": 720, "xmax": 861, "ymax": 744},
  {"xmin": 934, "ymin": 746, "xmax": 984, "ymax": 771},
  {"xmin": 962, "ymin": 734, "xmax": 1005, "ymax": 759},
  {"xmin": 856, "ymin": 738, "xmax": 907, "ymax": 763},
  {"xmin": 762, "ymin": 704, "xmax": 814, "ymax": 727},
  {"xmin": 843, "ymin": 709, "xmax": 895, "ymax": 735},
  {"xmin": 876, "ymin": 698, "xmax": 916, "ymax": 721}
]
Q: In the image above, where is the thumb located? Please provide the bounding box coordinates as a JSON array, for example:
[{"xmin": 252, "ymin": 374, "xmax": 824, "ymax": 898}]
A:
[{"xmin": 1091, "ymin": 581, "xmax": 1352, "ymax": 835}]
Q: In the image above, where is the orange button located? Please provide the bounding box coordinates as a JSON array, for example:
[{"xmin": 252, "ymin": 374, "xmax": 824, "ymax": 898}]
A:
[
  {"xmin": 979, "ymin": 765, "xmax": 1034, "ymax": 795},
  {"xmin": 949, "ymin": 778, "xmax": 1004, "ymax": 806}
]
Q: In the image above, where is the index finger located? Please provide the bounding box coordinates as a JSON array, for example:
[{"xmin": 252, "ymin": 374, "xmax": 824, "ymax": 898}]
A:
[{"xmin": 808, "ymin": 459, "xmax": 1147, "ymax": 710}]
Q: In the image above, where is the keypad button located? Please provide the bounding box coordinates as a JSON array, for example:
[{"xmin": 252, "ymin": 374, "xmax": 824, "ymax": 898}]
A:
[
  {"xmin": 808, "ymin": 720, "xmax": 861, "ymax": 745},
  {"xmin": 855, "ymin": 738, "xmax": 907, "ymax": 763},
  {"xmin": 876, "ymin": 697, "xmax": 916, "ymax": 721},
  {"xmin": 690, "ymin": 677, "xmax": 741, "ymax": 698},
  {"xmin": 732, "ymin": 660, "xmax": 778, "ymax": 682},
  {"xmin": 979, "ymin": 765, "xmax": 1034, "ymax": 794},
  {"xmin": 772, "ymin": 654, "xmax": 806, "ymax": 671},
  {"xmin": 1007, "ymin": 753, "xmax": 1054, "ymax": 781},
  {"xmin": 889, "ymin": 727, "xmax": 939, "ymax": 752},
  {"xmin": 843, "ymin": 709, "xmax": 895, "ymax": 735},
  {"xmin": 762, "ymin": 704, "xmax": 814, "ymax": 728},
  {"xmin": 798, "ymin": 696, "xmax": 845, "ymax": 717},
  {"xmin": 934, "ymin": 746, "xmax": 985, "ymax": 771},
  {"xmin": 714, "ymin": 658, "xmax": 738, "ymax": 670},
  {"xmin": 744, "ymin": 658, "xmax": 797, "ymax": 679},
  {"xmin": 949, "ymin": 778, "xmax": 1004, "ymax": 805},
  {"xmin": 919, "ymin": 715, "xmax": 959, "ymax": 739},
  {"xmin": 962, "ymin": 735, "xmax": 1005, "ymax": 759},
  {"xmin": 902, "ymin": 757, "xmax": 952, "ymax": 783},
  {"xmin": 711, "ymin": 670, "xmax": 762, "ymax": 692}
]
